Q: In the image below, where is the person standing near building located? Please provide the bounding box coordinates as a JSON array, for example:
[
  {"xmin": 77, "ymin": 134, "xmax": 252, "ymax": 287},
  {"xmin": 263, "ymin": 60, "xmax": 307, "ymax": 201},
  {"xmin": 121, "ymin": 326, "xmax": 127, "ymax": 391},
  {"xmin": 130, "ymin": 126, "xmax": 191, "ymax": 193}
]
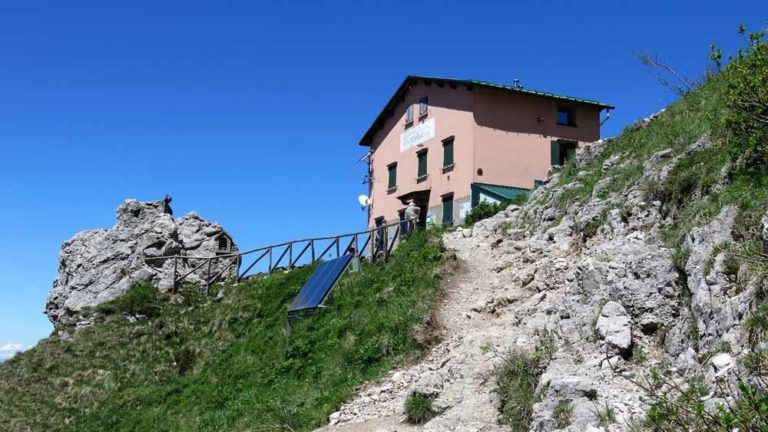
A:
[{"xmin": 405, "ymin": 199, "xmax": 420, "ymax": 235}]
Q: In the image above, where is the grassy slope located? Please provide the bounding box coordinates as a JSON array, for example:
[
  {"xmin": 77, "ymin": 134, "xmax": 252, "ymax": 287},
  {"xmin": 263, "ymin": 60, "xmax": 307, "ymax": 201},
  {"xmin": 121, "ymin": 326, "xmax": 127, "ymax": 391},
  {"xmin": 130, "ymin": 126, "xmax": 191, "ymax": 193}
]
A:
[
  {"xmin": 0, "ymin": 230, "xmax": 445, "ymax": 432},
  {"xmin": 550, "ymin": 64, "xmax": 767, "ymax": 254}
]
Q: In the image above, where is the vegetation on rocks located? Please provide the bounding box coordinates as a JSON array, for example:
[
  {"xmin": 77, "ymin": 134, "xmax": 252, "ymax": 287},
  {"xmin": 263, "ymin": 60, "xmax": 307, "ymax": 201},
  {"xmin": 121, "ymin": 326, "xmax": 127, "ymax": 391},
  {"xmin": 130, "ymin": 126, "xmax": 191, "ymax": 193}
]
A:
[
  {"xmin": 403, "ymin": 394, "xmax": 438, "ymax": 424},
  {"xmin": 0, "ymin": 229, "xmax": 445, "ymax": 432},
  {"xmin": 496, "ymin": 340, "xmax": 553, "ymax": 431},
  {"xmin": 463, "ymin": 195, "xmax": 527, "ymax": 227}
]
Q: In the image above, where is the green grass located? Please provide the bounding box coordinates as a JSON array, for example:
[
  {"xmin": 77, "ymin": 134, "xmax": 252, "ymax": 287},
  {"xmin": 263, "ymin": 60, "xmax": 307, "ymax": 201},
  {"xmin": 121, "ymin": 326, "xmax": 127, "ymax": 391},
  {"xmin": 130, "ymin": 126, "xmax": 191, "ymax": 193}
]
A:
[
  {"xmin": 553, "ymin": 399, "xmax": 573, "ymax": 429},
  {"xmin": 404, "ymin": 394, "xmax": 438, "ymax": 424},
  {"xmin": 0, "ymin": 229, "xmax": 446, "ymax": 432},
  {"xmin": 496, "ymin": 340, "xmax": 554, "ymax": 431}
]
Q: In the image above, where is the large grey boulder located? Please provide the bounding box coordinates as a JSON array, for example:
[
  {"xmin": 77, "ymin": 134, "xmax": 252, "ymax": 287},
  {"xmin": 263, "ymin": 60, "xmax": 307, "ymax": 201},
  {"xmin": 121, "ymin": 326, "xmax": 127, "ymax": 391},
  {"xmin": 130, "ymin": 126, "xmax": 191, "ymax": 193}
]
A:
[
  {"xmin": 596, "ymin": 301, "xmax": 633, "ymax": 355},
  {"xmin": 45, "ymin": 199, "xmax": 239, "ymax": 326}
]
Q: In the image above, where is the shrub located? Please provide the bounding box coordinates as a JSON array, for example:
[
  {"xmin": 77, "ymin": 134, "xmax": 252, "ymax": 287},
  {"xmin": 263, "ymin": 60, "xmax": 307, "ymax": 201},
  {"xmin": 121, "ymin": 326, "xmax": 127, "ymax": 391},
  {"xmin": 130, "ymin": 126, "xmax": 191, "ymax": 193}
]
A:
[
  {"xmin": 464, "ymin": 195, "xmax": 527, "ymax": 227},
  {"xmin": 463, "ymin": 200, "xmax": 509, "ymax": 226},
  {"xmin": 496, "ymin": 340, "xmax": 553, "ymax": 431},
  {"xmin": 712, "ymin": 25, "xmax": 768, "ymax": 171},
  {"xmin": 96, "ymin": 283, "xmax": 162, "ymax": 318},
  {"xmin": 404, "ymin": 394, "xmax": 438, "ymax": 424}
]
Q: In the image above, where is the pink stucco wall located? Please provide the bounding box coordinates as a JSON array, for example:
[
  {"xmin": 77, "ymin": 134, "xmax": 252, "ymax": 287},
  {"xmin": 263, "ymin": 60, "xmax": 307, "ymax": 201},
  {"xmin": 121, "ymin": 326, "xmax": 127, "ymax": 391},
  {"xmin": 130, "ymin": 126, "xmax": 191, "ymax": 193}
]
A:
[
  {"xmin": 365, "ymin": 80, "xmax": 604, "ymax": 227},
  {"xmin": 367, "ymin": 83, "xmax": 476, "ymax": 227},
  {"xmin": 472, "ymin": 86, "xmax": 602, "ymax": 189}
]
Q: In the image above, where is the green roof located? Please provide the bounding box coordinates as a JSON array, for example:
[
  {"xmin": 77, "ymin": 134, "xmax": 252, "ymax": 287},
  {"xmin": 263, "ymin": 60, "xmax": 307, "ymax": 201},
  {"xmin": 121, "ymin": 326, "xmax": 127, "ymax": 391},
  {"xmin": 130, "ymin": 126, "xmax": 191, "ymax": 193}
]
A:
[
  {"xmin": 359, "ymin": 75, "xmax": 614, "ymax": 146},
  {"xmin": 471, "ymin": 182, "xmax": 530, "ymax": 206}
]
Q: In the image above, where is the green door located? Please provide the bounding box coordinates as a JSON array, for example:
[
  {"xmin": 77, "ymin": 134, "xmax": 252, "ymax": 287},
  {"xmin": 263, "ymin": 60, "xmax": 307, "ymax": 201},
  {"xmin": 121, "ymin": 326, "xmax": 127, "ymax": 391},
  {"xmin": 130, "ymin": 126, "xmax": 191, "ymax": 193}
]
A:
[{"xmin": 442, "ymin": 196, "xmax": 454, "ymax": 225}]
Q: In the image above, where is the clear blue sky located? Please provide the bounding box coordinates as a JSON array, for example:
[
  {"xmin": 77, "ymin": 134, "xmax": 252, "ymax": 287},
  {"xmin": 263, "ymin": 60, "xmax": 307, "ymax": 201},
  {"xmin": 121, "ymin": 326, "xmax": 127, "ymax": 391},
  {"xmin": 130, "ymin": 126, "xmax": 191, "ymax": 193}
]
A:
[{"xmin": 0, "ymin": 1, "xmax": 765, "ymax": 351}]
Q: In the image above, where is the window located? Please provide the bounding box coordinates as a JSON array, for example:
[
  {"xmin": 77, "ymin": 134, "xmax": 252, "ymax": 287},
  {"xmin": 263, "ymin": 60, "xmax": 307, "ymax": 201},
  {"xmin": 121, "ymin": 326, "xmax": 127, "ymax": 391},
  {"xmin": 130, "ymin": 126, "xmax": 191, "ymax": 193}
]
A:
[
  {"xmin": 441, "ymin": 195, "xmax": 454, "ymax": 225},
  {"xmin": 442, "ymin": 137, "xmax": 454, "ymax": 168},
  {"xmin": 557, "ymin": 107, "xmax": 576, "ymax": 126},
  {"xmin": 387, "ymin": 163, "xmax": 397, "ymax": 190},
  {"xmin": 417, "ymin": 150, "xmax": 428, "ymax": 179},
  {"xmin": 405, "ymin": 105, "xmax": 414, "ymax": 126},
  {"xmin": 550, "ymin": 140, "xmax": 577, "ymax": 167},
  {"xmin": 419, "ymin": 96, "xmax": 429, "ymax": 117}
]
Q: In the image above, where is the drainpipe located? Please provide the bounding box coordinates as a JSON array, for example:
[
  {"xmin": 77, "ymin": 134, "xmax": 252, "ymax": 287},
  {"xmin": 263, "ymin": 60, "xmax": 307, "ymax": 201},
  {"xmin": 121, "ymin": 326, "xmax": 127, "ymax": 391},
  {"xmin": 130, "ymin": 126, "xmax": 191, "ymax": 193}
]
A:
[{"xmin": 600, "ymin": 108, "xmax": 612, "ymax": 126}]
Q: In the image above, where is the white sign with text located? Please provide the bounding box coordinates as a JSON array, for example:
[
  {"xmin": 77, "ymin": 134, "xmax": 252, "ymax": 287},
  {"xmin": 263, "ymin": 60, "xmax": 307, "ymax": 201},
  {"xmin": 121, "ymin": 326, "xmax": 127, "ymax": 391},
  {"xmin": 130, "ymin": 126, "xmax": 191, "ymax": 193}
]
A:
[{"xmin": 400, "ymin": 118, "xmax": 435, "ymax": 152}]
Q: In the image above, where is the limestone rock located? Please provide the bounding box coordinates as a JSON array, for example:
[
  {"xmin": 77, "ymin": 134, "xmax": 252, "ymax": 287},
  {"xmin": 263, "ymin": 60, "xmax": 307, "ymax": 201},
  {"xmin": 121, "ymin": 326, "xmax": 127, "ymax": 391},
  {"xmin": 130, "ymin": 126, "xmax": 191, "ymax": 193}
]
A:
[
  {"xmin": 596, "ymin": 301, "xmax": 632, "ymax": 355},
  {"xmin": 684, "ymin": 205, "xmax": 745, "ymax": 351},
  {"xmin": 575, "ymin": 139, "xmax": 610, "ymax": 167},
  {"xmin": 45, "ymin": 199, "xmax": 239, "ymax": 325}
]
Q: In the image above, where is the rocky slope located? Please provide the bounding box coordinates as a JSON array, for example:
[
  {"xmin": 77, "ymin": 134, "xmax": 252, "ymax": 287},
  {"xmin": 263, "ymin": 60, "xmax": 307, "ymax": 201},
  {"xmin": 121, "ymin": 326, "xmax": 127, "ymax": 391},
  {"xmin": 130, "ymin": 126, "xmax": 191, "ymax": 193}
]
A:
[
  {"xmin": 46, "ymin": 199, "xmax": 239, "ymax": 325},
  {"xmin": 323, "ymin": 129, "xmax": 768, "ymax": 431}
]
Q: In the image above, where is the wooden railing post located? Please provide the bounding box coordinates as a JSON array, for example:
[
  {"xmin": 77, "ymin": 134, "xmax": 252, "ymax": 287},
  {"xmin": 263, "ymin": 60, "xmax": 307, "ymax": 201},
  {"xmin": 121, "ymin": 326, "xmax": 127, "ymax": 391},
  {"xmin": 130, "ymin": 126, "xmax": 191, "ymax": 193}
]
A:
[
  {"xmin": 311, "ymin": 240, "xmax": 315, "ymax": 262},
  {"xmin": 172, "ymin": 257, "xmax": 178, "ymax": 293}
]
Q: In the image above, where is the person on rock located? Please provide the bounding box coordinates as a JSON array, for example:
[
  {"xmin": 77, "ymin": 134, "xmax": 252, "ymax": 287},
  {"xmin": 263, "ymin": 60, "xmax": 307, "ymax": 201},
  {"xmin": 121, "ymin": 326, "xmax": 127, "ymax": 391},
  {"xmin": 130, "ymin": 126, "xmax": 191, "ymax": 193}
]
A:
[{"xmin": 162, "ymin": 194, "xmax": 173, "ymax": 216}]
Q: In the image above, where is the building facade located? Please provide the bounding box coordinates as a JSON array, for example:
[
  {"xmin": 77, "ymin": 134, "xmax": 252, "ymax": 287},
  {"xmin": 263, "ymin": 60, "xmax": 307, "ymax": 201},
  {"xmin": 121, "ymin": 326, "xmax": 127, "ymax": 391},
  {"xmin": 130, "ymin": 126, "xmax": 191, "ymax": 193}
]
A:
[{"xmin": 360, "ymin": 76, "xmax": 613, "ymax": 229}]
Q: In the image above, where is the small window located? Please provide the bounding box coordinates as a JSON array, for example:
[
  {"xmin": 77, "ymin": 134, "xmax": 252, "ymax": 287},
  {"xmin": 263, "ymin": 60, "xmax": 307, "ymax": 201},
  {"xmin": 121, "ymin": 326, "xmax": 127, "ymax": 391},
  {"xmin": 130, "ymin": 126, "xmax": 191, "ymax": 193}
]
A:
[
  {"xmin": 419, "ymin": 96, "xmax": 429, "ymax": 117},
  {"xmin": 557, "ymin": 108, "xmax": 575, "ymax": 126},
  {"xmin": 387, "ymin": 163, "xmax": 397, "ymax": 190},
  {"xmin": 405, "ymin": 105, "xmax": 414, "ymax": 125},
  {"xmin": 442, "ymin": 138, "xmax": 454, "ymax": 168},
  {"xmin": 417, "ymin": 150, "xmax": 428, "ymax": 179},
  {"xmin": 442, "ymin": 194, "xmax": 454, "ymax": 225}
]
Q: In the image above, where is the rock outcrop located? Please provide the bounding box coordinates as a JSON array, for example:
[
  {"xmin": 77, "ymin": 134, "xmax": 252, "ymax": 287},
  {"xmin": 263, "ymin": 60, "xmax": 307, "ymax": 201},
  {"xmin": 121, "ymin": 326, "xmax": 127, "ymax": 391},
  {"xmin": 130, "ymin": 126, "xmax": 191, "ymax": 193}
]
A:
[
  {"xmin": 45, "ymin": 199, "xmax": 239, "ymax": 325},
  {"xmin": 323, "ymin": 133, "xmax": 768, "ymax": 431}
]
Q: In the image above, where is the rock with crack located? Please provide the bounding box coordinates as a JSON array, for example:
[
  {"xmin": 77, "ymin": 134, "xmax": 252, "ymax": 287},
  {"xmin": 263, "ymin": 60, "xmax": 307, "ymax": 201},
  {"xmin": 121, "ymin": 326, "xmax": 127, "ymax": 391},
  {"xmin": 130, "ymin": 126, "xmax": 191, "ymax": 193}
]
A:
[
  {"xmin": 595, "ymin": 301, "xmax": 633, "ymax": 356},
  {"xmin": 408, "ymin": 371, "xmax": 444, "ymax": 397},
  {"xmin": 45, "ymin": 199, "xmax": 239, "ymax": 326}
]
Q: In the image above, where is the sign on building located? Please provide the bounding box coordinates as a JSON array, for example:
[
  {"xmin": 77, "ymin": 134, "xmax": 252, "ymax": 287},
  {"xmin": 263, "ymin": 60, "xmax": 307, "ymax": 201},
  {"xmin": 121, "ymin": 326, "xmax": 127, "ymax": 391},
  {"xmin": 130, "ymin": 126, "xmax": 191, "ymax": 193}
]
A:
[{"xmin": 400, "ymin": 118, "xmax": 435, "ymax": 152}]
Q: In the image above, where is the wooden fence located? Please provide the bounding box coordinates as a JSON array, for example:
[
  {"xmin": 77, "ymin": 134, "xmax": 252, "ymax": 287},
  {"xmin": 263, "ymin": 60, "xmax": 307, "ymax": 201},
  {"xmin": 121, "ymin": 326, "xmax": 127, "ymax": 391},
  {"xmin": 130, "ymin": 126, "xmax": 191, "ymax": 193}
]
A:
[{"xmin": 145, "ymin": 217, "xmax": 415, "ymax": 291}]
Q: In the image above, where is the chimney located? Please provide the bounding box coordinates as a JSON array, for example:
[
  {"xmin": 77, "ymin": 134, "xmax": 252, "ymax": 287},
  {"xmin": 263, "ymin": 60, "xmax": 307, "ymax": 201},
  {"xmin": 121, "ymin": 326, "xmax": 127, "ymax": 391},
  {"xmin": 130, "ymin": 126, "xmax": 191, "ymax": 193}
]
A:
[{"xmin": 513, "ymin": 79, "xmax": 521, "ymax": 89}]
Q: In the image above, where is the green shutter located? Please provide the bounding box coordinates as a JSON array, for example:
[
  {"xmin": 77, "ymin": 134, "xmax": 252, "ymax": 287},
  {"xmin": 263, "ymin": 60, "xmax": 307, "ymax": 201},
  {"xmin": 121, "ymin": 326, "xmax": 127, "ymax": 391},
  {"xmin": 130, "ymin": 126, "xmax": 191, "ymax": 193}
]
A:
[
  {"xmin": 550, "ymin": 140, "xmax": 561, "ymax": 166},
  {"xmin": 418, "ymin": 152, "xmax": 427, "ymax": 177},
  {"xmin": 442, "ymin": 197, "xmax": 453, "ymax": 225},
  {"xmin": 388, "ymin": 165, "xmax": 397, "ymax": 189},
  {"xmin": 443, "ymin": 140, "xmax": 454, "ymax": 167}
]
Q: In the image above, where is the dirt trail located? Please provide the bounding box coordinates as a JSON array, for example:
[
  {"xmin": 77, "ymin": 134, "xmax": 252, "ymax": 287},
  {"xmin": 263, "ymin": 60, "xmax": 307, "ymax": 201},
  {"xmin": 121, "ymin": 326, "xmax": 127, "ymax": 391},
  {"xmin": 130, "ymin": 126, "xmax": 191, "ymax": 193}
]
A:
[{"xmin": 318, "ymin": 230, "xmax": 546, "ymax": 431}]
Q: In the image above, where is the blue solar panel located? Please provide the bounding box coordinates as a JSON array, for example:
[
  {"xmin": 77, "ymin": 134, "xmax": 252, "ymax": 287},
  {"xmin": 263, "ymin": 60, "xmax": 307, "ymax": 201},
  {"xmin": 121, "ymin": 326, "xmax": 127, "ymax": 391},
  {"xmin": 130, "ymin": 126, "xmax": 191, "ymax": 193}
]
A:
[{"xmin": 288, "ymin": 254, "xmax": 353, "ymax": 314}]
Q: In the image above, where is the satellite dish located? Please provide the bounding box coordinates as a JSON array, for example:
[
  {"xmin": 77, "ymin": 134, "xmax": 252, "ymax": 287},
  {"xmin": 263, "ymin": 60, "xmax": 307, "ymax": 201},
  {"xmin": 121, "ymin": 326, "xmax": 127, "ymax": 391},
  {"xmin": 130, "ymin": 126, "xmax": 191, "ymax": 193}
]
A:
[{"xmin": 358, "ymin": 195, "xmax": 372, "ymax": 207}]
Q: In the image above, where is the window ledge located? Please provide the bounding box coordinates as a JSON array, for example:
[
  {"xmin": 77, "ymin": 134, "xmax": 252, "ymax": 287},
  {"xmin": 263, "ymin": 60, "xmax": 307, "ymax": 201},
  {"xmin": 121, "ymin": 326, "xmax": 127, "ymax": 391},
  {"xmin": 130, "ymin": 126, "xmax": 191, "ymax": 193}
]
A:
[
  {"xmin": 416, "ymin": 174, "xmax": 428, "ymax": 183},
  {"xmin": 556, "ymin": 122, "xmax": 578, "ymax": 128},
  {"xmin": 387, "ymin": 186, "xmax": 398, "ymax": 194},
  {"xmin": 404, "ymin": 121, "xmax": 414, "ymax": 129},
  {"xmin": 418, "ymin": 112, "xmax": 429, "ymax": 120},
  {"xmin": 442, "ymin": 164, "xmax": 455, "ymax": 173}
]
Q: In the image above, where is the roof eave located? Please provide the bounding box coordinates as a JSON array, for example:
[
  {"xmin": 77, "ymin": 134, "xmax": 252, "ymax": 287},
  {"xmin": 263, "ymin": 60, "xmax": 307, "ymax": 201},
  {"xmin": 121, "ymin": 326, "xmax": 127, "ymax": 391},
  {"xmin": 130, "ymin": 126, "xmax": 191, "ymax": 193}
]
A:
[{"xmin": 358, "ymin": 76, "xmax": 614, "ymax": 146}]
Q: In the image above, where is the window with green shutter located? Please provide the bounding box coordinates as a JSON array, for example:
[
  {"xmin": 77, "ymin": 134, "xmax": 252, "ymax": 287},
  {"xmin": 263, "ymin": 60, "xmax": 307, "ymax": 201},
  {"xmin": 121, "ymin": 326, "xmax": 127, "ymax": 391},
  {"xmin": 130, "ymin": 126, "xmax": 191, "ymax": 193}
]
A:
[
  {"xmin": 443, "ymin": 138, "xmax": 454, "ymax": 168},
  {"xmin": 442, "ymin": 195, "xmax": 454, "ymax": 225},
  {"xmin": 387, "ymin": 163, "xmax": 397, "ymax": 190},
  {"xmin": 417, "ymin": 151, "xmax": 428, "ymax": 178}
]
